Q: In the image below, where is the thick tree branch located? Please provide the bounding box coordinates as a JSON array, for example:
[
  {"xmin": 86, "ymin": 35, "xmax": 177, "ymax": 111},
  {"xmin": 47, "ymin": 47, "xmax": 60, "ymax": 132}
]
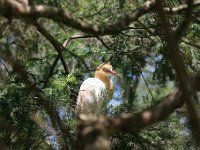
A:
[
  {"xmin": 78, "ymin": 88, "xmax": 182, "ymax": 132},
  {"xmin": 0, "ymin": 0, "xmax": 199, "ymax": 36},
  {"xmin": 80, "ymin": 69, "xmax": 200, "ymax": 150},
  {"xmin": 76, "ymin": 72, "xmax": 200, "ymax": 149},
  {"xmin": 75, "ymin": 0, "xmax": 200, "ymax": 148},
  {"xmin": 155, "ymin": 0, "xmax": 200, "ymax": 146},
  {"xmin": 0, "ymin": 0, "xmax": 155, "ymax": 35},
  {"xmin": 1, "ymin": 0, "xmax": 199, "ymax": 37}
]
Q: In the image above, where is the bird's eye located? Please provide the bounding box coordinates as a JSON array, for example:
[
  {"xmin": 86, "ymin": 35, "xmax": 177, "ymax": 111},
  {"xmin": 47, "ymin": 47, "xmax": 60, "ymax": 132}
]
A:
[{"xmin": 102, "ymin": 67, "xmax": 111, "ymax": 73}]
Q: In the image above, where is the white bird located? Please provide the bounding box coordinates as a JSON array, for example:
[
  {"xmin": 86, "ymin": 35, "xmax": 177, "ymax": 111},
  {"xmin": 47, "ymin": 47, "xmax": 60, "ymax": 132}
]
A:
[{"xmin": 76, "ymin": 63, "xmax": 119, "ymax": 115}]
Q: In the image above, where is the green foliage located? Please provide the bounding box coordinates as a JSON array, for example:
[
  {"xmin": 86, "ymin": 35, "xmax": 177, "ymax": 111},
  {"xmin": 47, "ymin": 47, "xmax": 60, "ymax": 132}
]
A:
[
  {"xmin": 111, "ymin": 118, "xmax": 185, "ymax": 150},
  {"xmin": 0, "ymin": 83, "xmax": 51, "ymax": 149},
  {"xmin": 0, "ymin": 0, "xmax": 200, "ymax": 149}
]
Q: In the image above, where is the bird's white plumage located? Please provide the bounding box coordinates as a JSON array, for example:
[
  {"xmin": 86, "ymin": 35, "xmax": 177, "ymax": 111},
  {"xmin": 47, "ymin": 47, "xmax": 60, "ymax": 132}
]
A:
[{"xmin": 76, "ymin": 78, "xmax": 108, "ymax": 115}]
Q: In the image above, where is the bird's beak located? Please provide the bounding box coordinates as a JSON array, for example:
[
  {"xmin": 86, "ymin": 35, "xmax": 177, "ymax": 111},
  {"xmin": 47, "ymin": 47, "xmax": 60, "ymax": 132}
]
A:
[{"xmin": 109, "ymin": 70, "xmax": 120, "ymax": 76}]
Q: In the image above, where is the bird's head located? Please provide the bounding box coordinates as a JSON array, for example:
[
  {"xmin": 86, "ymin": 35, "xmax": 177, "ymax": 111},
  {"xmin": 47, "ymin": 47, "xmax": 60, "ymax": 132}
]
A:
[{"xmin": 95, "ymin": 63, "xmax": 119, "ymax": 78}]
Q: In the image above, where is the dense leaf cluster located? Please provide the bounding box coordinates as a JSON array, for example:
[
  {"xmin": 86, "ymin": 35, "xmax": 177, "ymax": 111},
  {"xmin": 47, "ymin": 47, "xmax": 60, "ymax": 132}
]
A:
[{"xmin": 0, "ymin": 0, "xmax": 200, "ymax": 149}]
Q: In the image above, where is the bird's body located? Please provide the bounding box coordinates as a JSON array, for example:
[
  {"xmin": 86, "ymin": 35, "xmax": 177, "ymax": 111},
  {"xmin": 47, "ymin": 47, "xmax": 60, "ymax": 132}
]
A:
[
  {"xmin": 76, "ymin": 63, "xmax": 118, "ymax": 115},
  {"xmin": 76, "ymin": 78, "xmax": 108, "ymax": 114}
]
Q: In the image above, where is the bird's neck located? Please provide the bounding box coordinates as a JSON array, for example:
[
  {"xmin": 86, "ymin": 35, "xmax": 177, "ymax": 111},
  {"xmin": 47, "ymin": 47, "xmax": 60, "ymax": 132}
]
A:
[{"xmin": 95, "ymin": 71, "xmax": 113, "ymax": 96}]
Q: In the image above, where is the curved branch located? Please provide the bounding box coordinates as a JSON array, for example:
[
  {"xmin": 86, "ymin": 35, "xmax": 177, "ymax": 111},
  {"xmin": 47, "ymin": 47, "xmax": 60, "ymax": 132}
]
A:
[
  {"xmin": 84, "ymin": 88, "xmax": 183, "ymax": 133},
  {"xmin": 33, "ymin": 20, "xmax": 69, "ymax": 75},
  {"xmin": 155, "ymin": 0, "xmax": 200, "ymax": 145},
  {"xmin": 0, "ymin": 0, "xmax": 155, "ymax": 35},
  {"xmin": 63, "ymin": 35, "xmax": 95, "ymax": 47},
  {"xmin": 1, "ymin": 0, "xmax": 199, "ymax": 36},
  {"xmin": 77, "ymin": 72, "xmax": 200, "ymax": 149}
]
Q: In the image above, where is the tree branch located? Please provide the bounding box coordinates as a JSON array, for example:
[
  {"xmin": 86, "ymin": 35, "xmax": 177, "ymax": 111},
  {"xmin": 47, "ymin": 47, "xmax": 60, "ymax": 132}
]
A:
[
  {"xmin": 176, "ymin": 0, "xmax": 194, "ymax": 39},
  {"xmin": 181, "ymin": 39, "xmax": 200, "ymax": 49},
  {"xmin": 32, "ymin": 20, "xmax": 69, "ymax": 75},
  {"xmin": 76, "ymin": 71, "xmax": 200, "ymax": 149},
  {"xmin": 155, "ymin": 0, "xmax": 200, "ymax": 146},
  {"xmin": 79, "ymin": 88, "xmax": 183, "ymax": 133},
  {"xmin": 164, "ymin": 0, "xmax": 200, "ymax": 13},
  {"xmin": 1, "ymin": 0, "xmax": 199, "ymax": 36},
  {"xmin": 42, "ymin": 55, "xmax": 59, "ymax": 88},
  {"xmin": 0, "ymin": 0, "xmax": 155, "ymax": 35}
]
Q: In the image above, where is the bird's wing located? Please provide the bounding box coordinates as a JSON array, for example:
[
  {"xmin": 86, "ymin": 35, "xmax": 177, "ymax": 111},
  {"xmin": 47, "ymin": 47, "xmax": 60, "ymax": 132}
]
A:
[{"xmin": 76, "ymin": 78, "xmax": 107, "ymax": 114}]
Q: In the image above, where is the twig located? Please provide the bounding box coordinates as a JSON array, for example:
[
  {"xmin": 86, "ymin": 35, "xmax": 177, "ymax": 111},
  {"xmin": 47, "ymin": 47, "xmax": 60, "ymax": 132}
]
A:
[
  {"xmin": 181, "ymin": 39, "xmax": 200, "ymax": 49},
  {"xmin": 164, "ymin": 0, "xmax": 200, "ymax": 13},
  {"xmin": 42, "ymin": 55, "xmax": 59, "ymax": 88},
  {"xmin": 139, "ymin": 69, "xmax": 155, "ymax": 101},
  {"xmin": 136, "ymin": 20, "xmax": 160, "ymax": 41},
  {"xmin": 127, "ymin": 54, "xmax": 155, "ymax": 101},
  {"xmin": 135, "ymin": 60, "xmax": 155, "ymax": 101},
  {"xmin": 63, "ymin": 34, "xmax": 95, "ymax": 47},
  {"xmin": 95, "ymin": 36, "xmax": 115, "ymax": 50},
  {"xmin": 0, "ymin": 59, "xmax": 10, "ymax": 75},
  {"xmin": 176, "ymin": 0, "xmax": 194, "ymax": 39}
]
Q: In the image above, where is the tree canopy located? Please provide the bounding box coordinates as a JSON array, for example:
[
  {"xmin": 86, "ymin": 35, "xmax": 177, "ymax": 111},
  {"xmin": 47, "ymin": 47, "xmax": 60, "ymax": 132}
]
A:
[{"xmin": 0, "ymin": 0, "xmax": 200, "ymax": 149}]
